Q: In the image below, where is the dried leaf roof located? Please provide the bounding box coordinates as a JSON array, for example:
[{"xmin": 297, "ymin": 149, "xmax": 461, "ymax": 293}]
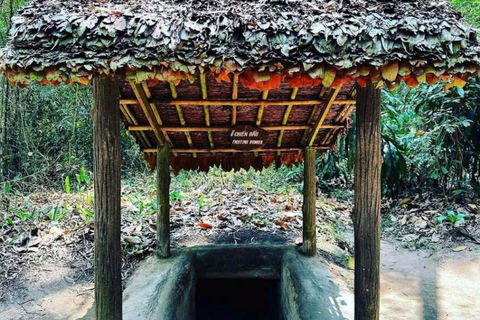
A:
[{"xmin": 1, "ymin": 0, "xmax": 479, "ymax": 84}]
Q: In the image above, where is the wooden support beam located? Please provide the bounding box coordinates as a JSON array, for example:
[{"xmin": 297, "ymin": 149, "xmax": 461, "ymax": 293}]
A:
[
  {"xmin": 306, "ymin": 85, "xmax": 343, "ymax": 146},
  {"xmin": 142, "ymin": 146, "xmax": 330, "ymax": 154},
  {"xmin": 156, "ymin": 143, "xmax": 171, "ymax": 258},
  {"xmin": 232, "ymin": 73, "xmax": 239, "ymax": 125},
  {"xmin": 120, "ymin": 98, "xmax": 356, "ymax": 107},
  {"xmin": 354, "ymin": 82, "xmax": 382, "ymax": 320},
  {"xmin": 128, "ymin": 80, "xmax": 165, "ymax": 145},
  {"xmin": 92, "ymin": 76, "xmax": 122, "ymax": 320},
  {"xmin": 277, "ymin": 87, "xmax": 299, "ymax": 155},
  {"xmin": 169, "ymin": 82, "xmax": 196, "ymax": 157},
  {"xmin": 302, "ymin": 146, "xmax": 317, "ymax": 256}
]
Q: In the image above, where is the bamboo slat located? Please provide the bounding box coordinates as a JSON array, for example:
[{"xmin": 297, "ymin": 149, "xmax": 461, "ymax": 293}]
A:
[
  {"xmin": 277, "ymin": 87, "xmax": 299, "ymax": 155},
  {"xmin": 232, "ymin": 73, "xmax": 239, "ymax": 125},
  {"xmin": 169, "ymin": 82, "xmax": 196, "ymax": 157},
  {"xmin": 200, "ymin": 73, "xmax": 215, "ymax": 153},
  {"xmin": 300, "ymin": 86, "xmax": 328, "ymax": 147},
  {"xmin": 307, "ymin": 85, "xmax": 343, "ymax": 147},
  {"xmin": 120, "ymin": 104, "xmax": 151, "ymax": 148},
  {"xmin": 128, "ymin": 80, "xmax": 165, "ymax": 146}
]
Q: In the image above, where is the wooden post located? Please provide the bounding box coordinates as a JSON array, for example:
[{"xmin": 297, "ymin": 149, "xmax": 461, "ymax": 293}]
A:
[
  {"xmin": 354, "ymin": 82, "xmax": 382, "ymax": 320},
  {"xmin": 302, "ymin": 146, "xmax": 317, "ymax": 256},
  {"xmin": 156, "ymin": 142, "xmax": 171, "ymax": 258},
  {"xmin": 92, "ymin": 76, "xmax": 122, "ymax": 320}
]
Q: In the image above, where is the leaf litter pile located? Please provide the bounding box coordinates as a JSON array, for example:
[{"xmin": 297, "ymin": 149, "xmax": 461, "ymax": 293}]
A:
[{"xmin": 0, "ymin": 168, "xmax": 479, "ymax": 302}]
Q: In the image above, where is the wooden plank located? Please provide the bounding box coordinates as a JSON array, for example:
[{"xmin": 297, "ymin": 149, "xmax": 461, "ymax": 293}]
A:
[
  {"xmin": 354, "ymin": 82, "xmax": 382, "ymax": 320},
  {"xmin": 156, "ymin": 142, "xmax": 171, "ymax": 258},
  {"xmin": 120, "ymin": 98, "xmax": 356, "ymax": 106},
  {"xmin": 306, "ymin": 85, "xmax": 343, "ymax": 147},
  {"xmin": 128, "ymin": 80, "xmax": 165, "ymax": 145},
  {"xmin": 302, "ymin": 146, "xmax": 316, "ymax": 256},
  {"xmin": 169, "ymin": 82, "xmax": 196, "ymax": 157},
  {"xmin": 277, "ymin": 87, "xmax": 299, "ymax": 155},
  {"xmin": 92, "ymin": 76, "xmax": 122, "ymax": 319},
  {"xmin": 142, "ymin": 146, "xmax": 330, "ymax": 153}
]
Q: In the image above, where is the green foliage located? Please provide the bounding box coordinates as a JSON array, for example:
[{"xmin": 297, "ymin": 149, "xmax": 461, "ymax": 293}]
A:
[
  {"xmin": 450, "ymin": 0, "xmax": 480, "ymax": 27},
  {"xmin": 436, "ymin": 209, "xmax": 466, "ymax": 224}
]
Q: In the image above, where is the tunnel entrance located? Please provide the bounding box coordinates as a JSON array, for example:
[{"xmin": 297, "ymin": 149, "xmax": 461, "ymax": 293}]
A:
[{"xmin": 195, "ymin": 278, "xmax": 280, "ymax": 320}]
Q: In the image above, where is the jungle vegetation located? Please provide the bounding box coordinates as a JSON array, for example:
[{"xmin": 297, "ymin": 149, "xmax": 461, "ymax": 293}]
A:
[{"xmin": 0, "ymin": 0, "xmax": 478, "ymax": 198}]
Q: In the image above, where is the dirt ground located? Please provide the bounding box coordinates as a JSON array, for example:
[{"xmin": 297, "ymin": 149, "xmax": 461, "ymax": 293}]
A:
[
  {"xmin": 1, "ymin": 181, "xmax": 479, "ymax": 319},
  {"xmin": 1, "ymin": 238, "xmax": 479, "ymax": 320}
]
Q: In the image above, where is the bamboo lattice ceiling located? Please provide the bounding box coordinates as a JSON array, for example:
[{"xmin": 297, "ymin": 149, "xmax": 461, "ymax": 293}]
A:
[{"xmin": 119, "ymin": 71, "xmax": 356, "ymax": 173}]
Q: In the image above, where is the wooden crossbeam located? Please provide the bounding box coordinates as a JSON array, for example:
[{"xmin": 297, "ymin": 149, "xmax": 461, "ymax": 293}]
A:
[
  {"xmin": 127, "ymin": 124, "xmax": 344, "ymax": 132},
  {"xmin": 200, "ymin": 73, "xmax": 215, "ymax": 154},
  {"xmin": 306, "ymin": 85, "xmax": 343, "ymax": 147},
  {"xmin": 128, "ymin": 80, "xmax": 165, "ymax": 146},
  {"xmin": 169, "ymin": 82, "xmax": 196, "ymax": 157},
  {"xmin": 277, "ymin": 87, "xmax": 299, "ymax": 155},
  {"xmin": 120, "ymin": 99, "xmax": 356, "ymax": 106},
  {"xmin": 142, "ymin": 147, "xmax": 330, "ymax": 154}
]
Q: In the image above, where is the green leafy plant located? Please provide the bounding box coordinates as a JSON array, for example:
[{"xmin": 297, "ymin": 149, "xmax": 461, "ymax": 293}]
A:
[
  {"xmin": 48, "ymin": 205, "xmax": 67, "ymax": 222},
  {"xmin": 436, "ymin": 209, "xmax": 466, "ymax": 224},
  {"xmin": 65, "ymin": 176, "xmax": 71, "ymax": 194}
]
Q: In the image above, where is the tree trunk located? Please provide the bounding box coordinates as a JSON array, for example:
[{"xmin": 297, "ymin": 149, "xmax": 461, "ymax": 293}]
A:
[
  {"xmin": 93, "ymin": 76, "xmax": 122, "ymax": 320},
  {"xmin": 302, "ymin": 146, "xmax": 317, "ymax": 256},
  {"xmin": 354, "ymin": 82, "xmax": 382, "ymax": 320},
  {"xmin": 156, "ymin": 142, "xmax": 171, "ymax": 258}
]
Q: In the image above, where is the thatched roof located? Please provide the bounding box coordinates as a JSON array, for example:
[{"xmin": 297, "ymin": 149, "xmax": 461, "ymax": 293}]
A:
[
  {"xmin": 1, "ymin": 0, "xmax": 479, "ymax": 172},
  {"xmin": 1, "ymin": 0, "xmax": 479, "ymax": 86}
]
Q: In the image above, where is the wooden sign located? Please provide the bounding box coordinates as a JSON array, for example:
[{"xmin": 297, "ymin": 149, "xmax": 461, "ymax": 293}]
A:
[{"xmin": 229, "ymin": 125, "xmax": 268, "ymax": 150}]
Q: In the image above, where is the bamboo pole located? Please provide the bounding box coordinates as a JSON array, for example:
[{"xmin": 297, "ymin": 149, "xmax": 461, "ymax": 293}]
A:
[
  {"xmin": 156, "ymin": 143, "xmax": 171, "ymax": 258},
  {"xmin": 127, "ymin": 124, "xmax": 344, "ymax": 132},
  {"xmin": 232, "ymin": 73, "xmax": 239, "ymax": 125},
  {"xmin": 128, "ymin": 80, "xmax": 165, "ymax": 146},
  {"xmin": 277, "ymin": 87, "xmax": 299, "ymax": 155},
  {"xmin": 120, "ymin": 98, "xmax": 356, "ymax": 106},
  {"xmin": 354, "ymin": 82, "xmax": 382, "ymax": 320},
  {"xmin": 142, "ymin": 146, "xmax": 330, "ymax": 153},
  {"xmin": 119, "ymin": 104, "xmax": 151, "ymax": 148},
  {"xmin": 301, "ymin": 86, "xmax": 328, "ymax": 148},
  {"xmin": 92, "ymin": 76, "xmax": 122, "ymax": 319},
  {"xmin": 169, "ymin": 82, "xmax": 196, "ymax": 157},
  {"xmin": 200, "ymin": 73, "xmax": 215, "ymax": 153},
  {"xmin": 307, "ymin": 85, "xmax": 343, "ymax": 146},
  {"xmin": 302, "ymin": 146, "xmax": 317, "ymax": 256}
]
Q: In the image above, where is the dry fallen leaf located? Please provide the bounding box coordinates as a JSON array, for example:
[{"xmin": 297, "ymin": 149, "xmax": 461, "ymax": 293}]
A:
[
  {"xmin": 199, "ymin": 223, "xmax": 212, "ymax": 229},
  {"xmin": 124, "ymin": 236, "xmax": 142, "ymax": 245},
  {"xmin": 452, "ymin": 246, "xmax": 467, "ymax": 252},
  {"xmin": 275, "ymin": 221, "xmax": 290, "ymax": 230},
  {"xmin": 398, "ymin": 198, "xmax": 412, "ymax": 206}
]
